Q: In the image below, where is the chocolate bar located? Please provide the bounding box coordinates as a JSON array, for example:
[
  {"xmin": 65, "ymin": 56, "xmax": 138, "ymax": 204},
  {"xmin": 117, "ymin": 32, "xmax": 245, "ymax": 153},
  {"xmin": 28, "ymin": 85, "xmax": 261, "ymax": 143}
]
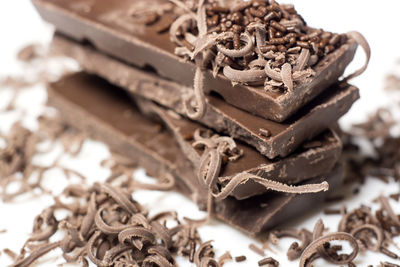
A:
[
  {"xmin": 33, "ymin": 0, "xmax": 360, "ymax": 122},
  {"xmin": 135, "ymin": 97, "xmax": 341, "ymax": 200},
  {"xmin": 51, "ymin": 34, "xmax": 359, "ymax": 159},
  {"xmin": 47, "ymin": 71, "xmax": 343, "ymax": 236}
]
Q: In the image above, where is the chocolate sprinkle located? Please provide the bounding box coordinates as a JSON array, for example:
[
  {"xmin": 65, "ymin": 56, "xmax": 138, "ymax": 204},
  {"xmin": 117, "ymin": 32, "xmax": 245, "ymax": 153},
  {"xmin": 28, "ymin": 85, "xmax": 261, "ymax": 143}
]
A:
[{"xmin": 235, "ymin": 255, "xmax": 247, "ymax": 262}]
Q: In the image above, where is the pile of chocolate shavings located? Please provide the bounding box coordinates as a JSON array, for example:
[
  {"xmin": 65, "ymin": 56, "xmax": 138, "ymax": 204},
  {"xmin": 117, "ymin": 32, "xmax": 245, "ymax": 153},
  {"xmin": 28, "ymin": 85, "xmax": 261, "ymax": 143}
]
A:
[
  {"xmin": 342, "ymin": 107, "xmax": 400, "ymax": 186},
  {"xmin": 340, "ymin": 68, "xmax": 400, "ymax": 187},
  {"xmin": 0, "ymin": 44, "xmax": 86, "ymax": 202},
  {"xmin": 0, "ymin": 115, "xmax": 89, "ymax": 202},
  {"xmin": 6, "ymin": 179, "xmax": 229, "ymax": 267},
  {"xmin": 265, "ymin": 193, "xmax": 400, "ymax": 267},
  {"xmin": 157, "ymin": 0, "xmax": 348, "ymax": 92},
  {"xmin": 2, "ymin": 143, "xmax": 242, "ymax": 267}
]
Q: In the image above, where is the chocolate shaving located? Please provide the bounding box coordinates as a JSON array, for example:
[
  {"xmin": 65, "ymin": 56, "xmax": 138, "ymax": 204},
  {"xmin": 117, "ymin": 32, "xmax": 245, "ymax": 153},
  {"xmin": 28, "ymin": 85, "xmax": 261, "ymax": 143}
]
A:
[
  {"xmin": 3, "ymin": 248, "xmax": 18, "ymax": 260},
  {"xmin": 217, "ymin": 251, "xmax": 232, "ymax": 266},
  {"xmin": 299, "ymin": 232, "xmax": 358, "ymax": 266},
  {"xmin": 350, "ymin": 224, "xmax": 383, "ymax": 252},
  {"xmin": 281, "ymin": 63, "xmax": 293, "ymax": 91},
  {"xmin": 133, "ymin": 172, "xmax": 175, "ymax": 191},
  {"xmin": 249, "ymin": 243, "xmax": 265, "ymax": 256},
  {"xmin": 183, "ymin": 66, "xmax": 207, "ymax": 120},
  {"xmin": 344, "ymin": 31, "xmax": 371, "ymax": 81},
  {"xmin": 9, "ymin": 241, "xmax": 61, "ymax": 267},
  {"xmin": 213, "ymin": 172, "xmax": 329, "ymax": 201},
  {"xmin": 223, "ymin": 66, "xmax": 266, "ymax": 83},
  {"xmin": 294, "ymin": 48, "xmax": 310, "ymax": 71}
]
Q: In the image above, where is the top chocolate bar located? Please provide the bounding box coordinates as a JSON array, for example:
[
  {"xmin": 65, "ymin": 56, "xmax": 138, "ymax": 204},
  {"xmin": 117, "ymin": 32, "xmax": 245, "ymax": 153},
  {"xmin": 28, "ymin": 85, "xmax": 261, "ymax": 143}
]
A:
[{"xmin": 33, "ymin": 0, "xmax": 366, "ymax": 121}]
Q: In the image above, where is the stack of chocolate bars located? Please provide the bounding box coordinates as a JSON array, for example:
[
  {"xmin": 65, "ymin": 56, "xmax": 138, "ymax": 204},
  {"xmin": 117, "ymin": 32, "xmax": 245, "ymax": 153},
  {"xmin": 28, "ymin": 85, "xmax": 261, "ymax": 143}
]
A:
[{"xmin": 33, "ymin": 0, "xmax": 369, "ymax": 235}]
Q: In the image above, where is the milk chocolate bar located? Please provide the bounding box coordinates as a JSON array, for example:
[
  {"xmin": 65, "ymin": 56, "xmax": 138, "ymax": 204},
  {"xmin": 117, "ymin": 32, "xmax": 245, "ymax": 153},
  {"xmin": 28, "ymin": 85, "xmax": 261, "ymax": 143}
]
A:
[
  {"xmin": 47, "ymin": 71, "xmax": 343, "ymax": 235},
  {"xmin": 51, "ymin": 34, "xmax": 359, "ymax": 159},
  {"xmin": 33, "ymin": 0, "xmax": 359, "ymax": 122},
  {"xmin": 135, "ymin": 97, "xmax": 341, "ymax": 200}
]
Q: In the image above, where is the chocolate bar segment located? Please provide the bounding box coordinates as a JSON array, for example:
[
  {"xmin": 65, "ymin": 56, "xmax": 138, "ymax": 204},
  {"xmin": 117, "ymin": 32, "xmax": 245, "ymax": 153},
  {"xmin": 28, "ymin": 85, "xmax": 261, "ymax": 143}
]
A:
[
  {"xmin": 47, "ymin": 71, "xmax": 343, "ymax": 236},
  {"xmin": 135, "ymin": 97, "xmax": 341, "ymax": 199},
  {"xmin": 33, "ymin": 0, "xmax": 358, "ymax": 121},
  {"xmin": 51, "ymin": 34, "xmax": 359, "ymax": 159},
  {"xmin": 215, "ymin": 163, "xmax": 343, "ymax": 236},
  {"xmin": 47, "ymin": 72, "xmax": 209, "ymax": 208}
]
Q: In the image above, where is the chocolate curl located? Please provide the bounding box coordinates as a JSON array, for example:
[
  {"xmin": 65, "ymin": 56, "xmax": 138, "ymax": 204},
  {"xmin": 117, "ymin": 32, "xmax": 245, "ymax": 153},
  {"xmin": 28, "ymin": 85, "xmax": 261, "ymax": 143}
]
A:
[{"xmin": 344, "ymin": 31, "xmax": 371, "ymax": 80}]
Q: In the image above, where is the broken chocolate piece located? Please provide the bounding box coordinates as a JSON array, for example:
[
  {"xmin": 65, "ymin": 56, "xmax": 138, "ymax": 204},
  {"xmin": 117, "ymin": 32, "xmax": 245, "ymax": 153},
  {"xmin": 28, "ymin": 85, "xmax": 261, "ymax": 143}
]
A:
[
  {"xmin": 214, "ymin": 164, "xmax": 343, "ymax": 236},
  {"xmin": 33, "ymin": 0, "xmax": 359, "ymax": 122},
  {"xmin": 47, "ymin": 72, "xmax": 208, "ymax": 209},
  {"xmin": 47, "ymin": 72, "xmax": 342, "ymax": 235},
  {"xmin": 51, "ymin": 34, "xmax": 359, "ymax": 159},
  {"xmin": 135, "ymin": 97, "xmax": 342, "ymax": 200}
]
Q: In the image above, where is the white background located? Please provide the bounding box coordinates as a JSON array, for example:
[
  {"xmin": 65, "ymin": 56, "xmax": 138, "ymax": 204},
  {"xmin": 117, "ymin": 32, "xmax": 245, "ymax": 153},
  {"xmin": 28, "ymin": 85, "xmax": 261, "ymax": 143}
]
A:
[{"xmin": 1, "ymin": 1, "xmax": 400, "ymax": 266}]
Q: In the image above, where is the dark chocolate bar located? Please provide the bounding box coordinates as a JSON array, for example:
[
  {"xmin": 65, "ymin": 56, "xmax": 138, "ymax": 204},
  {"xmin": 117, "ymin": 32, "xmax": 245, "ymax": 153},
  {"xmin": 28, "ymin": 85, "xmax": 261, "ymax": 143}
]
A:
[
  {"xmin": 135, "ymin": 97, "xmax": 341, "ymax": 200},
  {"xmin": 51, "ymin": 34, "xmax": 359, "ymax": 159},
  {"xmin": 47, "ymin": 71, "xmax": 343, "ymax": 236},
  {"xmin": 34, "ymin": 0, "xmax": 358, "ymax": 122}
]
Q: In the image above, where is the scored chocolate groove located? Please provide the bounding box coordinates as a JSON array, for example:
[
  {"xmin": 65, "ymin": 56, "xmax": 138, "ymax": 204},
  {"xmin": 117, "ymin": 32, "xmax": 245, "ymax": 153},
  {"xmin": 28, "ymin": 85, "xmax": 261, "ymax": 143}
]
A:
[
  {"xmin": 51, "ymin": 34, "xmax": 359, "ymax": 159},
  {"xmin": 33, "ymin": 0, "xmax": 358, "ymax": 122},
  {"xmin": 47, "ymin": 72, "xmax": 343, "ymax": 236}
]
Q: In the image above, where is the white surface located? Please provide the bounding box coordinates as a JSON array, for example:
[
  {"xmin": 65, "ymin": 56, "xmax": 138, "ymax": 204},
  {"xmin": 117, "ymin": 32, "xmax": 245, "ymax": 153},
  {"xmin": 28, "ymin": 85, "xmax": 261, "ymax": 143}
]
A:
[{"xmin": 1, "ymin": 1, "xmax": 400, "ymax": 266}]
